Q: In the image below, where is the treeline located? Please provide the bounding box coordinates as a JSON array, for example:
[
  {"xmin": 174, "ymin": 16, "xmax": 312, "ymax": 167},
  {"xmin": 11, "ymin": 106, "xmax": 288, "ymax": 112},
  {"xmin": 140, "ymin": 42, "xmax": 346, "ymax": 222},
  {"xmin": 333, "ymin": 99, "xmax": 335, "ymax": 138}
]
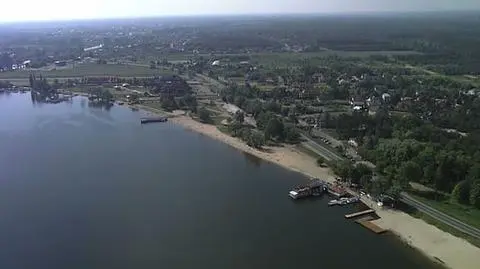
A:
[
  {"xmin": 332, "ymin": 107, "xmax": 480, "ymax": 208},
  {"xmin": 219, "ymin": 82, "xmax": 301, "ymax": 148}
]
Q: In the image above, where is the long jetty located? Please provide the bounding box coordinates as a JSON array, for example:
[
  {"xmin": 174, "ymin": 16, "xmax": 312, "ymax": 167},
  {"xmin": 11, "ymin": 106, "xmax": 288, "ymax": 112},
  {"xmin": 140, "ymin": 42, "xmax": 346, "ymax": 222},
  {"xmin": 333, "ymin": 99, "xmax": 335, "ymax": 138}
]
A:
[{"xmin": 345, "ymin": 209, "xmax": 375, "ymax": 219}]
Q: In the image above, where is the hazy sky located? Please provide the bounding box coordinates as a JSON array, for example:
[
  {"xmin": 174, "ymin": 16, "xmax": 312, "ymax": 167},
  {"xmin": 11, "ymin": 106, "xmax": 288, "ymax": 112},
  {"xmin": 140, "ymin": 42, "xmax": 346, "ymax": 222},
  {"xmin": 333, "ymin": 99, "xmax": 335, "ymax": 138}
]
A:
[{"xmin": 2, "ymin": 0, "xmax": 480, "ymax": 22}]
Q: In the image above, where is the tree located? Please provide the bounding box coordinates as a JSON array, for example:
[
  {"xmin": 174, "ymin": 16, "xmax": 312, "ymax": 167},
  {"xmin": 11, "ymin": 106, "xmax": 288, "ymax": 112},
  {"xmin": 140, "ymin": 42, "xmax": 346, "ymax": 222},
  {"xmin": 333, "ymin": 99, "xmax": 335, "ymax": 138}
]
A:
[
  {"xmin": 248, "ymin": 131, "xmax": 265, "ymax": 149},
  {"xmin": 180, "ymin": 94, "xmax": 197, "ymax": 113},
  {"xmin": 198, "ymin": 107, "xmax": 212, "ymax": 123},
  {"xmin": 240, "ymin": 127, "xmax": 252, "ymax": 142},
  {"xmin": 264, "ymin": 117, "xmax": 284, "ymax": 141},
  {"xmin": 451, "ymin": 180, "xmax": 471, "ymax": 204},
  {"xmin": 284, "ymin": 125, "xmax": 300, "ymax": 143},
  {"xmin": 234, "ymin": 96, "xmax": 246, "ymax": 108},
  {"xmin": 467, "ymin": 164, "xmax": 480, "ymax": 207},
  {"xmin": 470, "ymin": 179, "xmax": 480, "ymax": 208},
  {"xmin": 228, "ymin": 121, "xmax": 243, "ymax": 137},
  {"xmin": 245, "ymin": 100, "xmax": 262, "ymax": 117},
  {"xmin": 399, "ymin": 161, "xmax": 422, "ymax": 187},
  {"xmin": 264, "ymin": 101, "xmax": 281, "ymax": 114},
  {"xmin": 234, "ymin": 111, "xmax": 245, "ymax": 124},
  {"xmin": 331, "ymin": 161, "xmax": 353, "ymax": 181},
  {"xmin": 351, "ymin": 164, "xmax": 373, "ymax": 185}
]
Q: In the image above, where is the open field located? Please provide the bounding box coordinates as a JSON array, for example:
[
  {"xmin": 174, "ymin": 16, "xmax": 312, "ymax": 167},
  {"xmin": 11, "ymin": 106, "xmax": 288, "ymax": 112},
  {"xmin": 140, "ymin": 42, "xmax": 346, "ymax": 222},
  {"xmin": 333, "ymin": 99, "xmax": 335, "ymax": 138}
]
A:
[{"xmin": 0, "ymin": 63, "xmax": 171, "ymax": 80}]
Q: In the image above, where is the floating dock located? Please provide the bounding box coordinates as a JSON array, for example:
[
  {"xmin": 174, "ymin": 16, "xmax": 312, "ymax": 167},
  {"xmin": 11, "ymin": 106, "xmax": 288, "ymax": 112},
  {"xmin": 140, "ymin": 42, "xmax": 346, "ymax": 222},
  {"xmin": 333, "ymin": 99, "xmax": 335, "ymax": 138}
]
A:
[
  {"xmin": 140, "ymin": 117, "xmax": 168, "ymax": 124},
  {"xmin": 289, "ymin": 179, "xmax": 327, "ymax": 200},
  {"xmin": 355, "ymin": 218, "xmax": 387, "ymax": 234},
  {"xmin": 345, "ymin": 209, "xmax": 375, "ymax": 219}
]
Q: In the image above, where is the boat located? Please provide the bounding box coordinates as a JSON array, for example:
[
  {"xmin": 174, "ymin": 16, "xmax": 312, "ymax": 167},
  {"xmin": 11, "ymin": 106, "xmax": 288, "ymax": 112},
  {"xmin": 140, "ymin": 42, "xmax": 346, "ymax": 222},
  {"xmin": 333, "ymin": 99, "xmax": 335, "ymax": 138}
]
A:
[
  {"xmin": 347, "ymin": 197, "xmax": 360, "ymax": 204},
  {"xmin": 328, "ymin": 199, "xmax": 340, "ymax": 206},
  {"xmin": 339, "ymin": 197, "xmax": 348, "ymax": 204}
]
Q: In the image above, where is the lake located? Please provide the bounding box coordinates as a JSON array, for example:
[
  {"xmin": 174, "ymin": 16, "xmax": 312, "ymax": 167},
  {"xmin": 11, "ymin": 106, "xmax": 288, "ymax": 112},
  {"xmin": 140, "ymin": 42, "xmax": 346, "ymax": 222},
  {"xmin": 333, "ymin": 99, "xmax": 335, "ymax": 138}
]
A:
[{"xmin": 0, "ymin": 93, "xmax": 441, "ymax": 269}]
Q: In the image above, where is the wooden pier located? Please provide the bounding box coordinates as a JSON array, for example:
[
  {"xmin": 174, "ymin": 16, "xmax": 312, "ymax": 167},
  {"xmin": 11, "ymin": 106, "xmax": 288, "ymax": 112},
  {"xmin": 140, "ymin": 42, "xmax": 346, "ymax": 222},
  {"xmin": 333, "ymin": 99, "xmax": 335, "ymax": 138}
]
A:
[
  {"xmin": 344, "ymin": 209, "xmax": 375, "ymax": 219},
  {"xmin": 355, "ymin": 218, "xmax": 387, "ymax": 234}
]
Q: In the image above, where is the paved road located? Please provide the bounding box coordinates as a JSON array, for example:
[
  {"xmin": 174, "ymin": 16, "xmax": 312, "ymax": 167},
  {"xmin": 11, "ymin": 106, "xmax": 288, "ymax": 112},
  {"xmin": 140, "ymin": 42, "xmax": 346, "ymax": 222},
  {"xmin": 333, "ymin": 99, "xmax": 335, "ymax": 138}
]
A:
[
  {"xmin": 300, "ymin": 134, "xmax": 344, "ymax": 161},
  {"xmin": 400, "ymin": 193, "xmax": 480, "ymax": 239},
  {"xmin": 298, "ymin": 134, "xmax": 480, "ymax": 238}
]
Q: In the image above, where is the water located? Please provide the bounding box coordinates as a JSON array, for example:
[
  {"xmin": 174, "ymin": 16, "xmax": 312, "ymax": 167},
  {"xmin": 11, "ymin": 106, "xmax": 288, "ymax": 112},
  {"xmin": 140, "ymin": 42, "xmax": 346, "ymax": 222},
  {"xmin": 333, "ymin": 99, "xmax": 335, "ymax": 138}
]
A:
[{"xmin": 0, "ymin": 93, "xmax": 441, "ymax": 269}]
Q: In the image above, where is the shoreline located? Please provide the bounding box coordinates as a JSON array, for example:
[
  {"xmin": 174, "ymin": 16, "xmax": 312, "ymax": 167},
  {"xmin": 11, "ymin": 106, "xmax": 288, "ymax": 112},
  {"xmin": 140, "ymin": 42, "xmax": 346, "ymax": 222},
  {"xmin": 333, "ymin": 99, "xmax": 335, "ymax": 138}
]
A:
[{"xmin": 139, "ymin": 106, "xmax": 480, "ymax": 269}]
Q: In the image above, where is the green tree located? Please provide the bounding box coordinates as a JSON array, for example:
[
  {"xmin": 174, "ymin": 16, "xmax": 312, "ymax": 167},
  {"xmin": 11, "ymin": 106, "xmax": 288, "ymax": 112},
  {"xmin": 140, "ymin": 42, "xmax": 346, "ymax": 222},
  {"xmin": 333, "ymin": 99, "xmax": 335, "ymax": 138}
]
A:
[
  {"xmin": 248, "ymin": 131, "xmax": 265, "ymax": 149},
  {"xmin": 399, "ymin": 161, "xmax": 422, "ymax": 187},
  {"xmin": 470, "ymin": 179, "xmax": 480, "ymax": 208},
  {"xmin": 451, "ymin": 180, "xmax": 471, "ymax": 204},
  {"xmin": 228, "ymin": 121, "xmax": 243, "ymax": 137},
  {"xmin": 351, "ymin": 164, "xmax": 373, "ymax": 185},
  {"xmin": 234, "ymin": 96, "xmax": 246, "ymax": 108},
  {"xmin": 234, "ymin": 111, "xmax": 245, "ymax": 123},
  {"xmin": 264, "ymin": 117, "xmax": 284, "ymax": 141},
  {"xmin": 284, "ymin": 125, "xmax": 300, "ymax": 143},
  {"xmin": 245, "ymin": 100, "xmax": 263, "ymax": 117},
  {"xmin": 198, "ymin": 107, "xmax": 212, "ymax": 123},
  {"xmin": 240, "ymin": 127, "xmax": 252, "ymax": 142},
  {"xmin": 332, "ymin": 161, "xmax": 353, "ymax": 181},
  {"xmin": 181, "ymin": 94, "xmax": 197, "ymax": 113}
]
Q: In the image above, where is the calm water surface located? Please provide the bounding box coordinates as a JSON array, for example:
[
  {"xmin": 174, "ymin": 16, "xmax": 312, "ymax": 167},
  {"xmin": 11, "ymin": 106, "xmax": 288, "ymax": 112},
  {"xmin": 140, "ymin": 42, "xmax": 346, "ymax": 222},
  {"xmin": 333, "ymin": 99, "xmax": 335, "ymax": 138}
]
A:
[{"xmin": 0, "ymin": 93, "xmax": 442, "ymax": 269}]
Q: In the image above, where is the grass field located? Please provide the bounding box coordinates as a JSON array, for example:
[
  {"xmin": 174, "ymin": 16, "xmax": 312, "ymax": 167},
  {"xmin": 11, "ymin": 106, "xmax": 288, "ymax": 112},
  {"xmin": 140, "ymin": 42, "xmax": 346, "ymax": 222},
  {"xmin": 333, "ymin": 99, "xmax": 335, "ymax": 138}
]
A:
[
  {"xmin": 409, "ymin": 191, "xmax": 480, "ymax": 230},
  {"xmin": 0, "ymin": 63, "xmax": 171, "ymax": 80}
]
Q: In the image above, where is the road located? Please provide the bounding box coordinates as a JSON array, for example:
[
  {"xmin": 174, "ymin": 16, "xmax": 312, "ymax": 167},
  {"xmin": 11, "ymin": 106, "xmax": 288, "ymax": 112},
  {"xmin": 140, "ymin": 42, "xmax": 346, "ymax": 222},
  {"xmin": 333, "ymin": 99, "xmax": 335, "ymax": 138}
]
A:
[
  {"xmin": 400, "ymin": 193, "xmax": 480, "ymax": 239},
  {"xmin": 300, "ymin": 134, "xmax": 344, "ymax": 161}
]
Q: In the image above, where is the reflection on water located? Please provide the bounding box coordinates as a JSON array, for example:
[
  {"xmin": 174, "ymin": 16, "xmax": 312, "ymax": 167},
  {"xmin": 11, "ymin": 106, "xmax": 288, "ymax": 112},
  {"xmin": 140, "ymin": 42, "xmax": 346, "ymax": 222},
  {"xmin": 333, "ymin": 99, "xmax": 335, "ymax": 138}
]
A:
[{"xmin": 243, "ymin": 151, "xmax": 263, "ymax": 167}]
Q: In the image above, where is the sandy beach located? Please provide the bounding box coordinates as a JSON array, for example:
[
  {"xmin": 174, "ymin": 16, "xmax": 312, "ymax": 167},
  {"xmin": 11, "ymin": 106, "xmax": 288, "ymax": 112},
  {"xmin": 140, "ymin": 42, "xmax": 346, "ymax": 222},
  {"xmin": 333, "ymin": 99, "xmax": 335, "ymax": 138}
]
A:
[
  {"xmin": 170, "ymin": 115, "xmax": 335, "ymax": 180},
  {"xmin": 166, "ymin": 113, "xmax": 480, "ymax": 269}
]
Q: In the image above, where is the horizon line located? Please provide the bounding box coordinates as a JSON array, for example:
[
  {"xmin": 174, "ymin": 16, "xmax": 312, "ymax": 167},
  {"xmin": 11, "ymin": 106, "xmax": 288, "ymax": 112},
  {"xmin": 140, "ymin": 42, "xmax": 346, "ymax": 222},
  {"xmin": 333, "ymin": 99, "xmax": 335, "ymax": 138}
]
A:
[{"xmin": 0, "ymin": 9, "xmax": 479, "ymax": 25}]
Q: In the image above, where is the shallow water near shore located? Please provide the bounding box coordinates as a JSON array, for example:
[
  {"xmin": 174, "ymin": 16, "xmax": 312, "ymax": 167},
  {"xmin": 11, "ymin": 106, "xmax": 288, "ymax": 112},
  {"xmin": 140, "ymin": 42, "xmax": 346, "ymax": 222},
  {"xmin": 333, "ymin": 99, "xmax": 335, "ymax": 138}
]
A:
[{"xmin": 0, "ymin": 93, "xmax": 443, "ymax": 269}]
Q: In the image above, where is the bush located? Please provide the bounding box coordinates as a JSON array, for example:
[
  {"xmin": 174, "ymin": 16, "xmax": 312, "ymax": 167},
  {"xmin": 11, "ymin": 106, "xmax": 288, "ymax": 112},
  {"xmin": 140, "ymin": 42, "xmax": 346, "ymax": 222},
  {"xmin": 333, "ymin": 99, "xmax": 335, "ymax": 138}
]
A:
[{"xmin": 316, "ymin": 157, "xmax": 326, "ymax": 167}]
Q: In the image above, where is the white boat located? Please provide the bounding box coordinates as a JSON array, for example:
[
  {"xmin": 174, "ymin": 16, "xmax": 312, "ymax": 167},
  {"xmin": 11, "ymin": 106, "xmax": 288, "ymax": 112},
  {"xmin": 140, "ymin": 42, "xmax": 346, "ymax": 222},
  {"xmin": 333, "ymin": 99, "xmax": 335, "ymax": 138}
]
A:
[
  {"xmin": 289, "ymin": 191, "xmax": 299, "ymax": 199},
  {"xmin": 328, "ymin": 199, "xmax": 340, "ymax": 206}
]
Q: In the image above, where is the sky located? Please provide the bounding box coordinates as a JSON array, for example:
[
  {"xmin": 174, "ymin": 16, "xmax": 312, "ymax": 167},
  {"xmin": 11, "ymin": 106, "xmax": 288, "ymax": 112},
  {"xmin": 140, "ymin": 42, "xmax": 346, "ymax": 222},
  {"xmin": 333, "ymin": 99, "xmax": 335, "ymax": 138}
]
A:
[{"xmin": 2, "ymin": 0, "xmax": 480, "ymax": 22}]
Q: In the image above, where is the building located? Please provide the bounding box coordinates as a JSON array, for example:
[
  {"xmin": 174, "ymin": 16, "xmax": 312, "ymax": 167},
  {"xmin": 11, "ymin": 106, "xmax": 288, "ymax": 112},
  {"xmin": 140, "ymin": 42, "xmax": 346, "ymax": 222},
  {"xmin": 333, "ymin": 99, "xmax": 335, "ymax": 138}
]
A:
[{"xmin": 54, "ymin": 61, "xmax": 67, "ymax": 67}]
